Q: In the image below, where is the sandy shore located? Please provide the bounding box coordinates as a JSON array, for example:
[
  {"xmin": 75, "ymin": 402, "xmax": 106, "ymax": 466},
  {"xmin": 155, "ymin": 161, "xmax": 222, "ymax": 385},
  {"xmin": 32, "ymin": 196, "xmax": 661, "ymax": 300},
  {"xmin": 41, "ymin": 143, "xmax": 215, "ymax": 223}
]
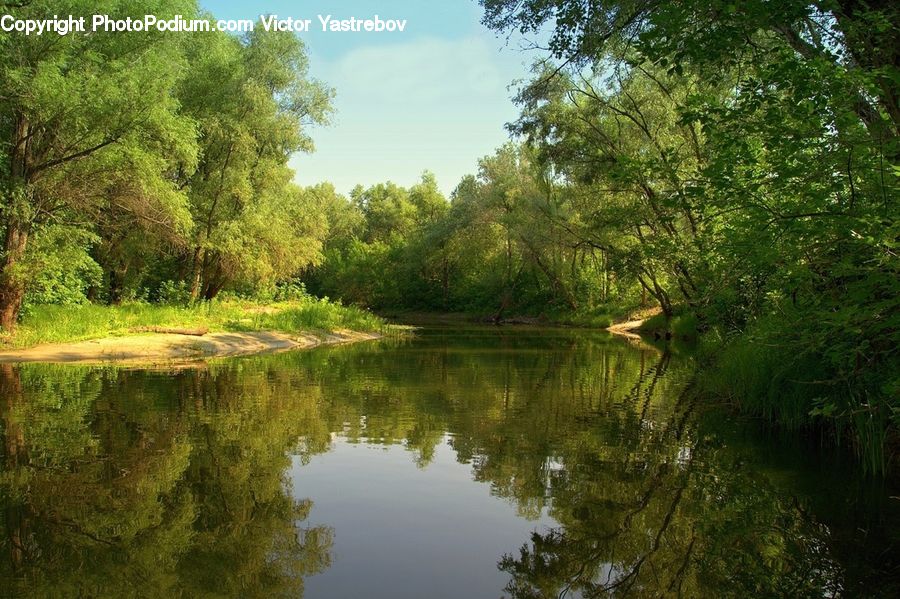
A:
[
  {"xmin": 0, "ymin": 329, "xmax": 380, "ymax": 365},
  {"xmin": 606, "ymin": 319, "xmax": 646, "ymax": 339}
]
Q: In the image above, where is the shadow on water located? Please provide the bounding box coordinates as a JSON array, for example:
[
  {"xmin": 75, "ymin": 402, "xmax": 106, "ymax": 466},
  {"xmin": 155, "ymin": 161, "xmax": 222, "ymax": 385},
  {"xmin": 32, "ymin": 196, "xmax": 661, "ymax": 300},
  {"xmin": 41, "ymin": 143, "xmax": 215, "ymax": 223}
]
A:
[{"xmin": 0, "ymin": 327, "xmax": 897, "ymax": 597}]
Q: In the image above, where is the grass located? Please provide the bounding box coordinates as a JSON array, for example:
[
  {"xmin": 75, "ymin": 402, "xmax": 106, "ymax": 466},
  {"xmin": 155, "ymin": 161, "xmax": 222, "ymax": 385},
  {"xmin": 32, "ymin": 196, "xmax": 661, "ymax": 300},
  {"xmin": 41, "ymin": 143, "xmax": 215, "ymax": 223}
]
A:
[
  {"xmin": 696, "ymin": 336, "xmax": 817, "ymax": 428},
  {"xmin": 381, "ymin": 307, "xmax": 616, "ymax": 329},
  {"xmin": 635, "ymin": 311, "xmax": 698, "ymax": 340},
  {"xmin": 566, "ymin": 313, "xmax": 613, "ymax": 328},
  {"xmin": 540, "ymin": 305, "xmax": 616, "ymax": 329},
  {"xmin": 1, "ymin": 297, "xmax": 387, "ymax": 349},
  {"xmin": 671, "ymin": 313, "xmax": 698, "ymax": 339},
  {"xmin": 695, "ymin": 317, "xmax": 896, "ymax": 475},
  {"xmin": 637, "ymin": 312, "xmax": 668, "ymax": 332}
]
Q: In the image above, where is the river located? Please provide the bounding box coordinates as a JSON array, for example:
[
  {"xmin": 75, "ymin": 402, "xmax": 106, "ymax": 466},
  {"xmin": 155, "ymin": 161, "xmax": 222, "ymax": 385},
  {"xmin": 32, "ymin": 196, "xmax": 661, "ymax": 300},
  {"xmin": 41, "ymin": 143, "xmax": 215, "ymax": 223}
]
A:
[{"xmin": 1, "ymin": 326, "xmax": 897, "ymax": 597}]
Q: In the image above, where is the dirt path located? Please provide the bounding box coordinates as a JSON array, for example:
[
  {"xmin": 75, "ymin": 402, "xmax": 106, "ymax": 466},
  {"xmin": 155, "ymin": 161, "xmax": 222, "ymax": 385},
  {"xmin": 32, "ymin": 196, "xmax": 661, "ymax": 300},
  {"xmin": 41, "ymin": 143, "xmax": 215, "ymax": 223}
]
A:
[{"xmin": 0, "ymin": 330, "xmax": 380, "ymax": 365}]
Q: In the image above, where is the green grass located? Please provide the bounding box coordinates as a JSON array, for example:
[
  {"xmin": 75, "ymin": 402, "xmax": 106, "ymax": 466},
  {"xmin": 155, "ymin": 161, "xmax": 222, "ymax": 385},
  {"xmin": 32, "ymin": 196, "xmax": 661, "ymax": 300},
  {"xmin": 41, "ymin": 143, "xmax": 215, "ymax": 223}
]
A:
[
  {"xmin": 542, "ymin": 305, "xmax": 615, "ymax": 329},
  {"xmin": 671, "ymin": 313, "xmax": 698, "ymax": 339},
  {"xmin": 695, "ymin": 318, "xmax": 895, "ymax": 474},
  {"xmin": 380, "ymin": 307, "xmax": 615, "ymax": 329},
  {"xmin": 566, "ymin": 312, "xmax": 613, "ymax": 328},
  {"xmin": 635, "ymin": 311, "xmax": 698, "ymax": 339},
  {"xmin": 637, "ymin": 312, "xmax": 668, "ymax": 332},
  {"xmin": 1, "ymin": 298, "xmax": 387, "ymax": 349},
  {"xmin": 697, "ymin": 336, "xmax": 816, "ymax": 427}
]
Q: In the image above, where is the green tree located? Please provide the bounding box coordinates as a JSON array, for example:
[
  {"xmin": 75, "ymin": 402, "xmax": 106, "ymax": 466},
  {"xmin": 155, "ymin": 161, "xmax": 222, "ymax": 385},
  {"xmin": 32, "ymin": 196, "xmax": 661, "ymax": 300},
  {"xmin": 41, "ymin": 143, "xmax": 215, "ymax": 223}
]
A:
[
  {"xmin": 178, "ymin": 25, "xmax": 333, "ymax": 300},
  {"xmin": 308, "ymin": 174, "xmax": 451, "ymax": 309},
  {"xmin": 0, "ymin": 0, "xmax": 198, "ymax": 329},
  {"xmin": 481, "ymin": 0, "xmax": 899, "ymax": 470}
]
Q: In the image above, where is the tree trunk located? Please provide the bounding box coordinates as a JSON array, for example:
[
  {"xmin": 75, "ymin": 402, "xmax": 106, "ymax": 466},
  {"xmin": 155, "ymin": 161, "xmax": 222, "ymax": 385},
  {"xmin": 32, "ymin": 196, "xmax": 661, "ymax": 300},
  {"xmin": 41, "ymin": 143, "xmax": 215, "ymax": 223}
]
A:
[
  {"xmin": 530, "ymin": 247, "xmax": 578, "ymax": 311},
  {"xmin": 1, "ymin": 364, "xmax": 27, "ymax": 571},
  {"xmin": 0, "ymin": 219, "xmax": 29, "ymax": 331},
  {"xmin": 201, "ymin": 257, "xmax": 226, "ymax": 301},
  {"xmin": 441, "ymin": 256, "xmax": 449, "ymax": 309},
  {"xmin": 107, "ymin": 267, "xmax": 126, "ymax": 305},
  {"xmin": 1, "ymin": 113, "xmax": 33, "ymax": 332},
  {"xmin": 203, "ymin": 276, "xmax": 224, "ymax": 301},
  {"xmin": 834, "ymin": 0, "xmax": 900, "ymax": 134},
  {"xmin": 188, "ymin": 246, "xmax": 204, "ymax": 302},
  {"xmin": 637, "ymin": 269, "xmax": 672, "ymax": 317}
]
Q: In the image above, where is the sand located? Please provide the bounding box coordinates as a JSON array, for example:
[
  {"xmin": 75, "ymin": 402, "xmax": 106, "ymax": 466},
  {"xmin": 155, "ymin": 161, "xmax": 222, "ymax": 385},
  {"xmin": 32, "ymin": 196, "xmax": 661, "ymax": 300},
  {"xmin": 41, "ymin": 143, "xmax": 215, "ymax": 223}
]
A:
[
  {"xmin": 606, "ymin": 319, "xmax": 646, "ymax": 339},
  {"xmin": 0, "ymin": 329, "xmax": 380, "ymax": 365}
]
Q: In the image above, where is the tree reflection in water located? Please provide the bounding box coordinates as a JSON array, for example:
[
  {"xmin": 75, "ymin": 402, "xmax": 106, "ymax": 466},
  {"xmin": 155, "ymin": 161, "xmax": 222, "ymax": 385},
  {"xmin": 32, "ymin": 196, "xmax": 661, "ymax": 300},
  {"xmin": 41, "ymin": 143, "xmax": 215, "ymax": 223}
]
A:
[
  {"xmin": 0, "ymin": 363, "xmax": 332, "ymax": 598},
  {"xmin": 1, "ymin": 328, "xmax": 896, "ymax": 597},
  {"xmin": 496, "ymin": 375, "xmax": 844, "ymax": 598}
]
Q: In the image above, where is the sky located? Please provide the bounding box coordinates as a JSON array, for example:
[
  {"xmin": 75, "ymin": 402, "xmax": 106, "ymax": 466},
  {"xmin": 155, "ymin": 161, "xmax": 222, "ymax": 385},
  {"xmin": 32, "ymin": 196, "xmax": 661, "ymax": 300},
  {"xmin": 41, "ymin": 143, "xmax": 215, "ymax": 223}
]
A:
[{"xmin": 200, "ymin": 0, "xmax": 541, "ymax": 197}]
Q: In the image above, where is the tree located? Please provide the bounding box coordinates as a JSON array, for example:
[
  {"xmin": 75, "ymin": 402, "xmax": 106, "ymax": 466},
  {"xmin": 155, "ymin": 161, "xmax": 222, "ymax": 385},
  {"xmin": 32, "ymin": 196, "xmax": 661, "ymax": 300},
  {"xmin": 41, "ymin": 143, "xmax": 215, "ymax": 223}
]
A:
[
  {"xmin": 307, "ymin": 174, "xmax": 451, "ymax": 309},
  {"xmin": 480, "ymin": 0, "xmax": 897, "ymax": 132},
  {"xmin": 443, "ymin": 144, "xmax": 602, "ymax": 317},
  {"xmin": 482, "ymin": 0, "xmax": 899, "ymax": 469},
  {"xmin": 512, "ymin": 60, "xmax": 714, "ymax": 316},
  {"xmin": 0, "ymin": 0, "xmax": 198, "ymax": 329},
  {"xmin": 177, "ymin": 25, "xmax": 333, "ymax": 300}
]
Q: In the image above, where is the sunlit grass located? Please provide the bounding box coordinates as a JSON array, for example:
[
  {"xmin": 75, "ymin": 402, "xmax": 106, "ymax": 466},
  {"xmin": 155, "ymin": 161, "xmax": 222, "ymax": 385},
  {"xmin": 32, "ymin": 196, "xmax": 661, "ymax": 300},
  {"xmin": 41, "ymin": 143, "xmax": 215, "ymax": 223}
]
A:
[
  {"xmin": 637, "ymin": 312, "xmax": 668, "ymax": 332},
  {"xmin": 567, "ymin": 313, "xmax": 613, "ymax": 328},
  {"xmin": 1, "ymin": 298, "xmax": 387, "ymax": 349}
]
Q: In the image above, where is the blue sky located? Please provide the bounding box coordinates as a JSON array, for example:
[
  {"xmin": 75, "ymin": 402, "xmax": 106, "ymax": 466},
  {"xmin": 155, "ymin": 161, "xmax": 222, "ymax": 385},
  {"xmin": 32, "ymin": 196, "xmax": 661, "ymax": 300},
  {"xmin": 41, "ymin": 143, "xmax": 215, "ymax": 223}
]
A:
[{"xmin": 199, "ymin": 1, "xmax": 539, "ymax": 196}]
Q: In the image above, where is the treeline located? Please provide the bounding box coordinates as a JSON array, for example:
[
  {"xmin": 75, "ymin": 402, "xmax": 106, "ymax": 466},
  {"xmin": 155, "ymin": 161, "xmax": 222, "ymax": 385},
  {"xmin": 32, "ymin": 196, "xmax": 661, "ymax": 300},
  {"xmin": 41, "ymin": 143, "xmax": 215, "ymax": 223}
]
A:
[
  {"xmin": 304, "ymin": 152, "xmax": 626, "ymax": 323},
  {"xmin": 0, "ymin": 0, "xmax": 334, "ymax": 328}
]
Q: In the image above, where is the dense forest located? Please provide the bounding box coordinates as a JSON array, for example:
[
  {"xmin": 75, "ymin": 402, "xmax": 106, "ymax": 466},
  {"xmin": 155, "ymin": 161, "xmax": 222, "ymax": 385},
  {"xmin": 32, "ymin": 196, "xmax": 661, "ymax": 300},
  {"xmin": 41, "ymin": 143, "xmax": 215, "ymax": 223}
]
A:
[
  {"xmin": 0, "ymin": 0, "xmax": 335, "ymax": 323},
  {"xmin": 0, "ymin": 1, "xmax": 897, "ymax": 470}
]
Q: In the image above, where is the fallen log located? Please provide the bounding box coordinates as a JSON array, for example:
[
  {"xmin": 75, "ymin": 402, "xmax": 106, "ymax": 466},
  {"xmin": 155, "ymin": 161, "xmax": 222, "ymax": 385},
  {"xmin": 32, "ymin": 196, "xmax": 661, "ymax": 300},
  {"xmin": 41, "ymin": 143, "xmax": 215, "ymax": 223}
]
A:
[{"xmin": 130, "ymin": 326, "xmax": 209, "ymax": 336}]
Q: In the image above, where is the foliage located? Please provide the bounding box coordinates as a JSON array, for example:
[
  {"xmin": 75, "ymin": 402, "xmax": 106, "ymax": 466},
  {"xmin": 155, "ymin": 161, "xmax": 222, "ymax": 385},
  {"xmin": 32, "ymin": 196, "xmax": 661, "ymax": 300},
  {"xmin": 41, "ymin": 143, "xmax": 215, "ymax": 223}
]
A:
[
  {"xmin": 478, "ymin": 0, "xmax": 899, "ymax": 471},
  {"xmin": 0, "ymin": 0, "xmax": 198, "ymax": 328},
  {"xmin": 0, "ymin": 1, "xmax": 335, "ymax": 330},
  {"xmin": 177, "ymin": 26, "xmax": 333, "ymax": 301},
  {"xmin": 0, "ymin": 0, "xmax": 895, "ymax": 471},
  {"xmin": 307, "ymin": 153, "xmax": 633, "ymax": 319},
  {"xmin": 19, "ymin": 225, "xmax": 103, "ymax": 310}
]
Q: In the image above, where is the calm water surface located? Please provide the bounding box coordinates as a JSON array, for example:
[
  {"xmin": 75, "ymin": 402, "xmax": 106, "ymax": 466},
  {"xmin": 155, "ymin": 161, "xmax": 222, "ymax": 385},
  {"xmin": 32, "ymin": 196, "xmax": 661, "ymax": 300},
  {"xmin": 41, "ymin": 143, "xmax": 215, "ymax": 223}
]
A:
[{"xmin": 1, "ymin": 327, "xmax": 897, "ymax": 597}]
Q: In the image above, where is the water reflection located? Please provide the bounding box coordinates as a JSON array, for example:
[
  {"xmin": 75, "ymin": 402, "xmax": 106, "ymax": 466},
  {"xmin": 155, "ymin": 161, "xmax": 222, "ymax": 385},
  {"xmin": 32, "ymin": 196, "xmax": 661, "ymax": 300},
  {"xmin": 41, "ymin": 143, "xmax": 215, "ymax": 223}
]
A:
[
  {"xmin": 0, "ymin": 328, "xmax": 897, "ymax": 597},
  {"xmin": 0, "ymin": 362, "xmax": 333, "ymax": 598}
]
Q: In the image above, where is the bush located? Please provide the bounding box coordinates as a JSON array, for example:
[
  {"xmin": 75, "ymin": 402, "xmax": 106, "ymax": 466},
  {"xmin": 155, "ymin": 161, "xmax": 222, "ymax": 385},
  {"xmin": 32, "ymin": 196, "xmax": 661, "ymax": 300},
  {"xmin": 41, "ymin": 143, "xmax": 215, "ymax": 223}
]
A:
[
  {"xmin": 671, "ymin": 313, "xmax": 698, "ymax": 339},
  {"xmin": 20, "ymin": 225, "xmax": 103, "ymax": 312},
  {"xmin": 698, "ymin": 310, "xmax": 898, "ymax": 474},
  {"xmin": 157, "ymin": 280, "xmax": 193, "ymax": 306},
  {"xmin": 637, "ymin": 312, "xmax": 668, "ymax": 333},
  {"xmin": 273, "ymin": 280, "xmax": 311, "ymax": 302}
]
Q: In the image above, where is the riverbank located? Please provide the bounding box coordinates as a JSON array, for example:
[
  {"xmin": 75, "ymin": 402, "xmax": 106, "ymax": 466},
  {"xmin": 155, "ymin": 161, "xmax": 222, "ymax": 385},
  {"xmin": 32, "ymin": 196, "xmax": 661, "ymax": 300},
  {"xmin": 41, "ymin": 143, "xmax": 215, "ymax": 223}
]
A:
[
  {"xmin": 0, "ymin": 329, "xmax": 380, "ymax": 365},
  {"xmin": 382, "ymin": 308, "xmax": 658, "ymax": 342},
  {"xmin": 0, "ymin": 298, "xmax": 389, "ymax": 364},
  {"xmin": 382, "ymin": 309, "xmax": 621, "ymax": 329}
]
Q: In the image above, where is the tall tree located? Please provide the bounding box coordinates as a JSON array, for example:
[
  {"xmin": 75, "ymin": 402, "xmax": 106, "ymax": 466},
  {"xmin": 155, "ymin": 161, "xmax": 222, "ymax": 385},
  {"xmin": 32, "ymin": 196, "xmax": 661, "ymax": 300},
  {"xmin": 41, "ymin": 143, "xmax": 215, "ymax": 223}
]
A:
[
  {"xmin": 0, "ymin": 0, "xmax": 198, "ymax": 329},
  {"xmin": 178, "ymin": 25, "xmax": 333, "ymax": 300}
]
